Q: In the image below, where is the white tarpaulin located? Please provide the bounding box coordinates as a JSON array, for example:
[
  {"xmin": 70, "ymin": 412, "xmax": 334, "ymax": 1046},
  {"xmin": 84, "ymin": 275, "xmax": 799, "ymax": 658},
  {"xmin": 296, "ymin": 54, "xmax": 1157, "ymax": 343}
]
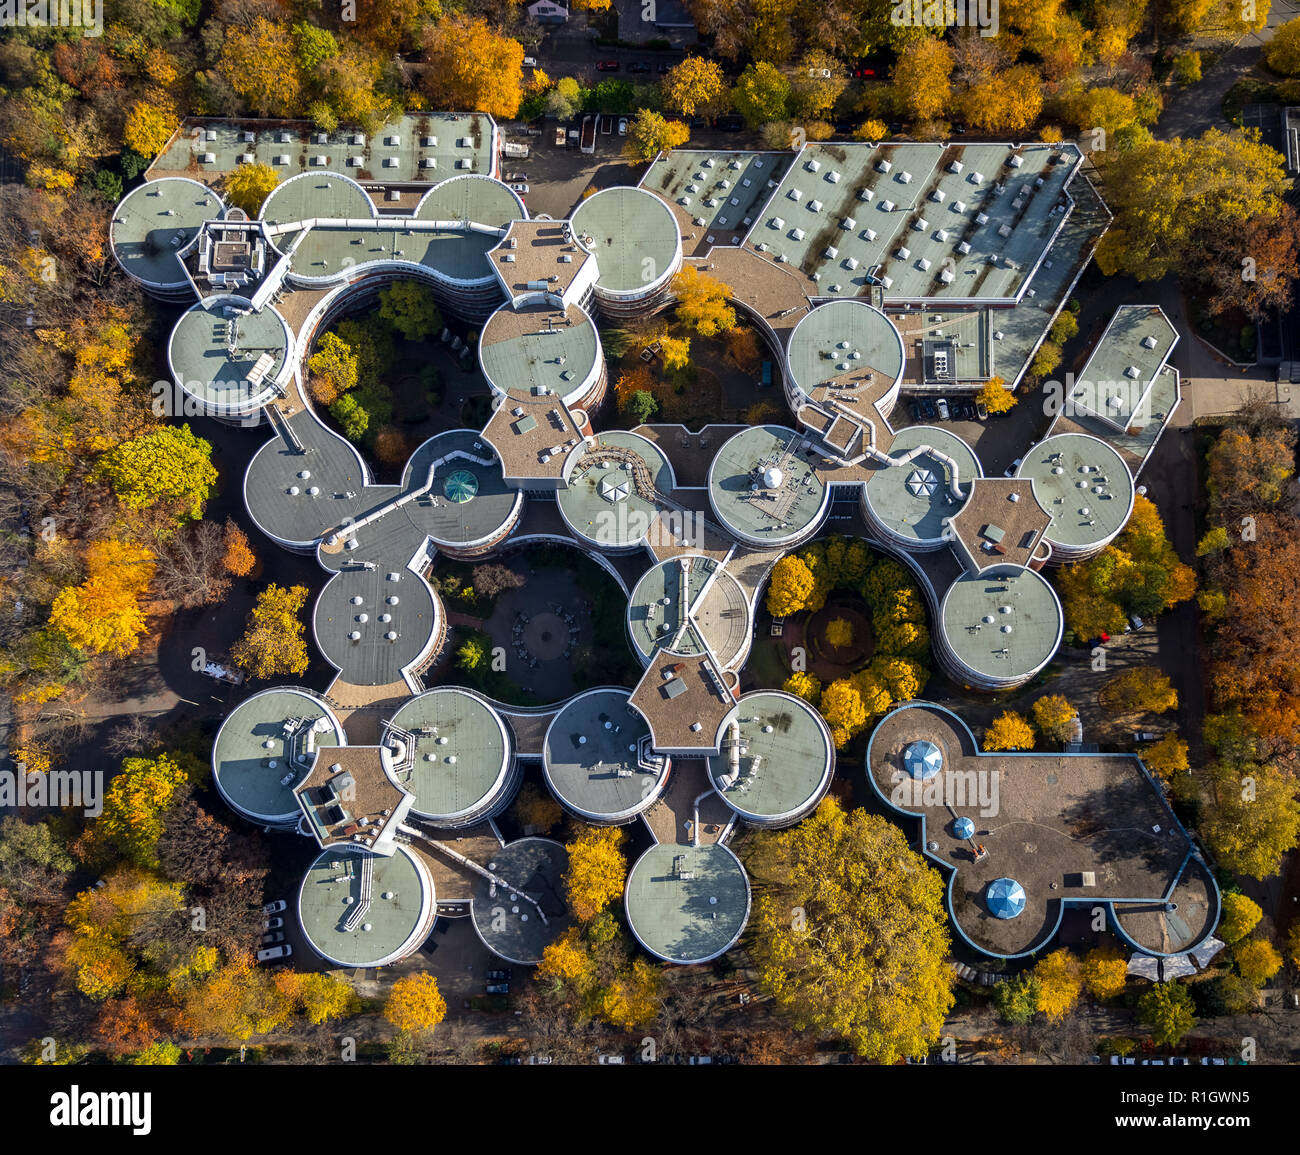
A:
[
  {"xmin": 1127, "ymin": 954, "xmax": 1162, "ymax": 980},
  {"xmin": 1161, "ymin": 954, "xmax": 1197, "ymax": 979},
  {"xmin": 1191, "ymin": 936, "xmax": 1226, "ymax": 970}
]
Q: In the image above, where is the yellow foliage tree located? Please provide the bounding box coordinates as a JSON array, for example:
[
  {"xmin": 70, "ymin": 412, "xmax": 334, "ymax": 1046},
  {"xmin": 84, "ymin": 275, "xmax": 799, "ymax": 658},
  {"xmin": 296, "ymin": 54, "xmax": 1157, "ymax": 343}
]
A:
[
  {"xmin": 659, "ymin": 334, "xmax": 691, "ymax": 371},
  {"xmin": 671, "ymin": 265, "xmax": 736, "ymax": 337},
  {"xmin": 961, "ymin": 65, "xmax": 1043, "ymax": 134},
  {"xmin": 662, "ymin": 56, "xmax": 728, "ymax": 118},
  {"xmin": 598, "ymin": 958, "xmax": 661, "ymax": 1029},
  {"xmin": 224, "ymin": 164, "xmax": 280, "ymax": 217},
  {"xmin": 1030, "ymin": 694, "xmax": 1078, "ymax": 744},
  {"xmin": 623, "ymin": 108, "xmax": 690, "ymax": 162},
  {"xmin": 1081, "ymin": 945, "xmax": 1128, "ymax": 1000},
  {"xmin": 181, "ymin": 959, "xmax": 297, "ymax": 1042},
  {"xmin": 563, "ymin": 826, "xmax": 627, "ymax": 923},
  {"xmin": 231, "ymin": 584, "xmax": 310, "ymax": 679},
  {"xmin": 766, "ymin": 554, "xmax": 815, "ymax": 616},
  {"xmin": 49, "ymin": 539, "xmax": 156, "ymax": 658},
  {"xmin": 384, "ymin": 974, "xmax": 448, "ymax": 1033},
  {"xmin": 1140, "ymin": 733, "xmax": 1189, "ymax": 780},
  {"xmin": 977, "ymin": 377, "xmax": 1016, "ymax": 414},
  {"xmin": 220, "ymin": 17, "xmax": 302, "ymax": 117},
  {"xmin": 99, "ymin": 753, "xmax": 192, "ymax": 869},
  {"xmin": 891, "ymin": 37, "xmax": 953, "ymax": 122},
  {"xmin": 820, "ymin": 679, "xmax": 867, "ymax": 748},
  {"xmin": 1234, "ymin": 937, "xmax": 1282, "ymax": 987},
  {"xmin": 123, "ymin": 97, "xmax": 177, "ymax": 157},
  {"xmin": 1218, "ymin": 893, "xmax": 1263, "ymax": 945},
  {"xmin": 1034, "ymin": 949, "xmax": 1083, "ymax": 1022},
  {"xmin": 296, "ymin": 973, "xmax": 359, "ymax": 1025},
  {"xmin": 222, "ymin": 523, "xmax": 256, "ymax": 577},
  {"xmin": 983, "ymin": 710, "xmax": 1035, "ymax": 751},
  {"xmin": 421, "ymin": 15, "xmax": 525, "ymax": 119},
  {"xmin": 537, "ymin": 927, "xmax": 593, "ymax": 988},
  {"xmin": 824, "ymin": 617, "xmax": 853, "ymax": 649},
  {"xmin": 782, "ymin": 670, "xmax": 821, "ymax": 704}
]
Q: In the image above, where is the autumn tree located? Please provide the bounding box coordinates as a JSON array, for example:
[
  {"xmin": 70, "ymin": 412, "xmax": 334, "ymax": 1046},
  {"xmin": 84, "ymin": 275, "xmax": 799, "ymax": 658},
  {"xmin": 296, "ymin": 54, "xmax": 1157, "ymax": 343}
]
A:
[
  {"xmin": 1200, "ymin": 758, "xmax": 1300, "ymax": 879},
  {"xmin": 977, "ymin": 376, "xmax": 1016, "ymax": 414},
  {"xmin": 563, "ymin": 826, "xmax": 627, "ymax": 923},
  {"xmin": 1193, "ymin": 203, "xmax": 1299, "ymax": 321},
  {"xmin": 93, "ymin": 424, "xmax": 216, "ymax": 523},
  {"xmin": 421, "ymin": 15, "xmax": 525, "ymax": 119},
  {"xmin": 1265, "ymin": 15, "xmax": 1300, "ymax": 74},
  {"xmin": 892, "ymin": 37, "xmax": 953, "ymax": 122},
  {"xmin": 1138, "ymin": 982, "xmax": 1197, "ymax": 1045},
  {"xmin": 671, "ymin": 266, "xmax": 735, "ymax": 336},
  {"xmin": 731, "ymin": 62, "xmax": 790, "ymax": 128},
  {"xmin": 378, "ymin": 280, "xmax": 443, "ymax": 342},
  {"xmin": 662, "ymin": 57, "xmax": 728, "ymax": 119},
  {"xmin": 1081, "ymin": 945, "xmax": 1128, "ymax": 1000},
  {"xmin": 992, "ymin": 972, "xmax": 1041, "ymax": 1024},
  {"xmin": 307, "ymin": 332, "xmax": 359, "ymax": 408},
  {"xmin": 297, "ymin": 973, "xmax": 360, "ymax": 1024},
  {"xmin": 1218, "ymin": 893, "xmax": 1263, "ymax": 944},
  {"xmin": 819, "ymin": 679, "xmax": 867, "ymax": 748},
  {"xmin": 230, "ymin": 584, "xmax": 310, "ymax": 680},
  {"xmin": 123, "ymin": 97, "xmax": 177, "ymax": 158},
  {"xmin": 179, "ymin": 958, "xmax": 297, "ymax": 1043},
  {"xmin": 790, "ymin": 50, "xmax": 846, "ymax": 120},
  {"xmin": 514, "ymin": 782, "xmax": 562, "ymax": 834},
  {"xmin": 222, "ymin": 521, "xmax": 256, "ymax": 578},
  {"xmin": 983, "ymin": 710, "xmax": 1035, "ymax": 752},
  {"xmin": 223, "ymin": 164, "xmax": 279, "ymax": 217},
  {"xmin": 1033, "ymin": 949, "xmax": 1083, "ymax": 1022},
  {"xmin": 1031, "ymin": 695, "xmax": 1078, "ymax": 745},
  {"xmin": 1140, "ymin": 734, "xmax": 1189, "ymax": 780},
  {"xmin": 746, "ymin": 799, "xmax": 953, "ymax": 1063},
  {"xmin": 49, "ymin": 539, "xmax": 156, "ymax": 658},
  {"xmin": 220, "ymin": 18, "xmax": 302, "ymax": 117},
  {"xmin": 97, "ymin": 753, "xmax": 192, "ymax": 869},
  {"xmin": 384, "ymin": 973, "xmax": 447, "ymax": 1034},
  {"xmin": 824, "ymin": 617, "xmax": 853, "ymax": 649},
  {"xmin": 782, "ymin": 670, "xmax": 821, "ymax": 704},
  {"xmin": 1235, "ymin": 938, "xmax": 1283, "ymax": 987},
  {"xmin": 622, "ymin": 109, "xmax": 690, "ymax": 162},
  {"xmin": 766, "ymin": 555, "xmax": 814, "ymax": 617},
  {"xmin": 1100, "ymin": 668, "xmax": 1178, "ymax": 715},
  {"xmin": 960, "ymin": 65, "xmax": 1043, "ymax": 134}
]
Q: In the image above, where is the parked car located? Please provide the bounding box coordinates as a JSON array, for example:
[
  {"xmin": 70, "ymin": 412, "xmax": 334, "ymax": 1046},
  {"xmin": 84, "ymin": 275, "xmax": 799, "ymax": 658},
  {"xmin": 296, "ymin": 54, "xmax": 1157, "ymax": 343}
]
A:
[
  {"xmin": 852, "ymin": 62, "xmax": 878, "ymax": 78},
  {"xmin": 618, "ymin": 118, "xmax": 628, "ymax": 136},
  {"xmin": 1002, "ymin": 456, "xmax": 1023, "ymax": 477},
  {"xmin": 509, "ymin": 183, "xmax": 529, "ymax": 195},
  {"xmin": 257, "ymin": 944, "xmax": 291, "ymax": 962},
  {"xmin": 261, "ymin": 931, "xmax": 285, "ymax": 946},
  {"xmin": 261, "ymin": 916, "xmax": 284, "ymax": 932},
  {"xmin": 522, "ymin": 56, "xmax": 537, "ymax": 68},
  {"xmin": 596, "ymin": 60, "xmax": 620, "ymax": 71},
  {"xmin": 598, "ymin": 1054, "xmax": 625, "ymax": 1064},
  {"xmin": 975, "ymin": 399, "xmax": 988, "ymax": 419},
  {"xmin": 506, "ymin": 171, "xmax": 528, "ymax": 181},
  {"xmin": 1135, "ymin": 730, "xmax": 1159, "ymax": 742},
  {"xmin": 528, "ymin": 1054, "xmax": 552, "ymax": 1064},
  {"xmin": 935, "ymin": 397, "xmax": 950, "ymax": 421},
  {"xmin": 263, "ymin": 899, "xmax": 287, "ymax": 915},
  {"xmin": 486, "ymin": 982, "xmax": 510, "ymax": 995},
  {"xmin": 1128, "ymin": 614, "xmax": 1145, "ymax": 632},
  {"xmin": 487, "ymin": 969, "xmax": 512, "ymax": 981},
  {"xmin": 628, "ymin": 61, "xmax": 650, "ymax": 74}
]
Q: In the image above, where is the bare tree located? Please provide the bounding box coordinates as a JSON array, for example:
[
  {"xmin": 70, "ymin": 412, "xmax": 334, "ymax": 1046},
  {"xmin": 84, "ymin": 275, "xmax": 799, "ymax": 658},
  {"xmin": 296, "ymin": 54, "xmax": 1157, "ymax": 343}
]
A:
[
  {"xmin": 153, "ymin": 519, "xmax": 231, "ymax": 609},
  {"xmin": 103, "ymin": 714, "xmax": 158, "ymax": 758}
]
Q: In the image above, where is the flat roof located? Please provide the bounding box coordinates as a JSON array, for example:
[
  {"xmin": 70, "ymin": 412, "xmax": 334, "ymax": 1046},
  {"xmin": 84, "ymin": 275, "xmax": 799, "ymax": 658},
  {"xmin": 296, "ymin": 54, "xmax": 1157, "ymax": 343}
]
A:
[
  {"xmin": 400, "ymin": 429, "xmax": 522, "ymax": 548},
  {"xmin": 627, "ymin": 556, "xmax": 750, "ymax": 669},
  {"xmin": 624, "ymin": 842, "xmax": 750, "ymax": 964},
  {"xmin": 946, "ymin": 478, "xmax": 1052, "ymax": 572},
  {"xmin": 1016, "ymin": 433, "xmax": 1134, "ymax": 550},
  {"xmin": 261, "ymin": 171, "xmax": 374, "ymax": 228},
  {"xmin": 628, "ymin": 648, "xmax": 739, "ymax": 754},
  {"xmin": 110, "ymin": 177, "xmax": 223, "ymax": 287},
  {"xmin": 491, "ymin": 218, "xmax": 594, "ymax": 300},
  {"xmin": 862, "ymin": 425, "xmax": 979, "ymax": 544},
  {"xmin": 542, "ymin": 688, "xmax": 662, "ymax": 822},
  {"xmin": 283, "ymin": 219, "xmax": 500, "ymax": 283},
  {"xmin": 388, "ymin": 687, "xmax": 511, "ymax": 822},
  {"xmin": 314, "ymin": 563, "xmax": 438, "ymax": 687},
  {"xmin": 212, "ymin": 688, "xmax": 343, "ymax": 821},
  {"xmin": 169, "ymin": 298, "xmax": 291, "ymax": 409},
  {"xmin": 479, "ymin": 302, "xmax": 599, "ymax": 402},
  {"xmin": 867, "ymin": 703, "xmax": 1217, "ymax": 957},
  {"xmin": 744, "ymin": 142, "xmax": 1081, "ymax": 301},
  {"xmin": 707, "ymin": 691, "xmax": 833, "ymax": 822},
  {"xmin": 557, "ymin": 431, "xmax": 676, "ymax": 548},
  {"xmin": 940, "ymin": 567, "xmax": 1062, "ymax": 683},
  {"xmin": 1071, "ymin": 305, "xmax": 1178, "ymax": 428},
  {"xmin": 298, "ymin": 846, "xmax": 431, "ymax": 967},
  {"xmin": 708, "ymin": 425, "xmax": 827, "ymax": 544},
  {"xmin": 571, "ymin": 186, "xmax": 680, "ymax": 292},
  {"xmin": 786, "ymin": 298, "xmax": 905, "ymax": 402},
  {"xmin": 470, "ymin": 837, "xmax": 571, "ymax": 964},
  {"xmin": 415, "ymin": 174, "xmax": 524, "ymax": 228}
]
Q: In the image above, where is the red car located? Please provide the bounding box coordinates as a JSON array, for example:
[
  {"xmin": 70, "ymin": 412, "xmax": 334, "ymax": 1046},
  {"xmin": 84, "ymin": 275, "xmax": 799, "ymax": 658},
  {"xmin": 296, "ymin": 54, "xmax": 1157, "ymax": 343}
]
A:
[{"xmin": 596, "ymin": 60, "xmax": 620, "ymax": 71}]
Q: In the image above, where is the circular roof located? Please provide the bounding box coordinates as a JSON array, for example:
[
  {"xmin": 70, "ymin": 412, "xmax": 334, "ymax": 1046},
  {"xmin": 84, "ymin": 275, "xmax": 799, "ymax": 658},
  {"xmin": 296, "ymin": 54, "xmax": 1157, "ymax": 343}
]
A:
[
  {"xmin": 260, "ymin": 170, "xmax": 375, "ymax": 227},
  {"xmin": 212, "ymin": 688, "xmax": 344, "ymax": 822},
  {"xmin": 953, "ymin": 816, "xmax": 975, "ymax": 839},
  {"xmin": 627, "ymin": 555, "xmax": 750, "ymax": 669},
  {"xmin": 940, "ymin": 567, "xmax": 1063, "ymax": 684},
  {"xmin": 708, "ymin": 425, "xmax": 827, "ymax": 546},
  {"xmin": 298, "ymin": 846, "xmax": 433, "ymax": 967},
  {"xmin": 478, "ymin": 300, "xmax": 600, "ymax": 405},
  {"xmin": 387, "ymin": 687, "xmax": 512, "ymax": 823},
  {"xmin": 401, "ymin": 429, "xmax": 521, "ymax": 550},
  {"xmin": 625, "ymin": 842, "xmax": 750, "ymax": 964},
  {"xmin": 987, "ymin": 877, "xmax": 1027, "ymax": 920},
  {"xmin": 571, "ymin": 186, "xmax": 680, "ymax": 293},
  {"xmin": 1016, "ymin": 433, "xmax": 1134, "ymax": 552},
  {"xmin": 543, "ymin": 688, "xmax": 663, "ymax": 822},
  {"xmin": 470, "ymin": 838, "xmax": 572, "ymax": 964},
  {"xmin": 415, "ymin": 174, "xmax": 525, "ymax": 228},
  {"xmin": 168, "ymin": 296, "xmax": 292, "ymax": 415},
  {"xmin": 557, "ymin": 431, "xmax": 676, "ymax": 550},
  {"xmin": 862, "ymin": 426, "xmax": 979, "ymax": 545},
  {"xmin": 707, "ymin": 692, "xmax": 834, "ymax": 823},
  {"xmin": 903, "ymin": 740, "xmax": 943, "ymax": 781},
  {"xmin": 110, "ymin": 177, "xmax": 223, "ymax": 289},
  {"xmin": 786, "ymin": 299, "xmax": 905, "ymax": 403}
]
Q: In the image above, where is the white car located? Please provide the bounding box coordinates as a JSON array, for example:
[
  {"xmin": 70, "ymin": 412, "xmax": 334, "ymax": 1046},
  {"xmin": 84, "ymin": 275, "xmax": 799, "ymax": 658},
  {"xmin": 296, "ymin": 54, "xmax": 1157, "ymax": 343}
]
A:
[
  {"xmin": 262, "ymin": 916, "xmax": 284, "ymax": 932},
  {"xmin": 1002, "ymin": 457, "xmax": 1023, "ymax": 477},
  {"xmin": 509, "ymin": 182, "xmax": 529, "ymax": 195},
  {"xmin": 618, "ymin": 118, "xmax": 628, "ymax": 136},
  {"xmin": 257, "ymin": 944, "xmax": 291, "ymax": 962},
  {"xmin": 263, "ymin": 899, "xmax": 287, "ymax": 915},
  {"xmin": 522, "ymin": 56, "xmax": 537, "ymax": 68}
]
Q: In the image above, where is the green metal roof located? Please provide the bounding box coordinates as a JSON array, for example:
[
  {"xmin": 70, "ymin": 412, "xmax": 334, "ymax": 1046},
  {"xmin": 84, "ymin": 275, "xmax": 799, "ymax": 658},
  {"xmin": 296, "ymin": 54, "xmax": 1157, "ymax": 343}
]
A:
[
  {"xmin": 261, "ymin": 172, "xmax": 375, "ymax": 227},
  {"xmin": 415, "ymin": 174, "xmax": 524, "ymax": 228},
  {"xmin": 624, "ymin": 842, "xmax": 750, "ymax": 964},
  {"xmin": 1070, "ymin": 305, "xmax": 1178, "ymax": 428},
  {"xmin": 479, "ymin": 303, "xmax": 600, "ymax": 400},
  {"xmin": 786, "ymin": 298, "xmax": 905, "ymax": 399},
  {"xmin": 168, "ymin": 298, "xmax": 291, "ymax": 409},
  {"xmin": 557, "ymin": 431, "xmax": 675, "ymax": 548},
  {"xmin": 708, "ymin": 425, "xmax": 827, "ymax": 544},
  {"xmin": 642, "ymin": 149, "xmax": 793, "ymax": 238},
  {"xmin": 627, "ymin": 556, "xmax": 750, "ymax": 667}
]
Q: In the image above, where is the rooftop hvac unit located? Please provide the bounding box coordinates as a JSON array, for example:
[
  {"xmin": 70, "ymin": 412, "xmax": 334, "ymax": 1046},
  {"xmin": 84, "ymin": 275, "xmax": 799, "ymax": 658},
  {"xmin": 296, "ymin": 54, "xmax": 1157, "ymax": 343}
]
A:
[
  {"xmin": 241, "ymin": 153, "xmax": 255, "ymax": 164},
  {"xmin": 769, "ymin": 216, "xmax": 784, "ymax": 229},
  {"xmin": 560, "ymin": 254, "xmax": 572, "ymax": 263},
  {"xmin": 844, "ymin": 257, "xmax": 859, "ymax": 270},
  {"xmin": 930, "ymin": 189, "xmax": 945, "ymax": 202},
  {"xmin": 788, "ymin": 188, "xmax": 802, "ymax": 201},
  {"xmin": 1124, "ymin": 365, "xmax": 1141, "ymax": 379},
  {"xmin": 458, "ymin": 136, "xmax": 472, "ymax": 147},
  {"xmin": 969, "ymin": 171, "xmax": 984, "ymax": 184},
  {"xmin": 456, "ymin": 158, "xmax": 471, "ymax": 169},
  {"xmin": 880, "ymin": 199, "xmax": 895, "ymax": 211},
  {"xmin": 917, "ymin": 257, "xmax": 931, "ymax": 271},
  {"xmin": 841, "ymin": 216, "xmax": 855, "ymax": 230},
  {"xmin": 1141, "ymin": 335, "xmax": 1158, "ymax": 349},
  {"xmin": 274, "ymin": 154, "xmax": 289, "ymax": 165},
  {"xmin": 242, "ymin": 131, "xmax": 255, "ymax": 144},
  {"xmin": 310, "ymin": 155, "xmax": 326, "ymax": 166},
  {"xmin": 205, "ymin": 129, "xmax": 217, "ymax": 141},
  {"xmin": 997, "ymin": 223, "xmax": 1012, "ymax": 237},
  {"xmin": 913, "ymin": 217, "xmax": 928, "ymax": 231},
  {"xmin": 351, "ymin": 133, "xmax": 365, "ymax": 145},
  {"xmin": 876, "ymin": 159, "xmax": 892, "ymax": 173},
  {"xmin": 826, "ymin": 170, "xmax": 840, "ymax": 183},
  {"xmin": 383, "ymin": 157, "xmax": 399, "ymax": 167},
  {"xmin": 934, "ymin": 228, "xmax": 949, "ymax": 242},
  {"xmin": 895, "ymin": 246, "xmax": 910, "ymax": 260},
  {"xmin": 824, "ymin": 244, "xmax": 837, "ymax": 258},
  {"xmin": 899, "ymin": 171, "xmax": 913, "ymax": 183},
  {"xmin": 880, "ymin": 275, "xmax": 893, "ymax": 288},
  {"xmin": 348, "ymin": 156, "xmax": 362, "ymax": 166},
  {"xmin": 805, "ymin": 158, "xmax": 820, "ymax": 172},
  {"xmin": 957, "ymin": 240, "xmax": 971, "ymax": 254},
  {"xmin": 975, "ymin": 212, "xmax": 989, "ymax": 225},
  {"xmin": 858, "ymin": 187, "xmax": 873, "ymax": 201},
  {"xmin": 502, "ymin": 253, "xmax": 516, "ymax": 262},
  {"xmin": 387, "ymin": 189, "xmax": 401, "ymax": 201},
  {"xmin": 948, "ymin": 160, "xmax": 964, "ymax": 174},
  {"xmin": 939, "ymin": 268, "xmax": 955, "ymax": 284},
  {"xmin": 200, "ymin": 152, "xmax": 216, "ymax": 163},
  {"xmin": 315, "ymin": 132, "xmax": 328, "ymax": 144},
  {"xmin": 1007, "ymin": 153, "xmax": 1023, "ymax": 167},
  {"xmin": 385, "ymin": 135, "xmax": 400, "ymax": 146},
  {"xmin": 862, "ymin": 228, "xmax": 877, "ymax": 241},
  {"xmin": 422, "ymin": 135, "xmax": 437, "ymax": 147},
  {"xmin": 809, "ymin": 199, "xmax": 823, "ymax": 212},
  {"xmin": 420, "ymin": 157, "xmax": 436, "ymax": 168},
  {"xmin": 953, "ymin": 199, "xmax": 966, "ymax": 213},
  {"xmin": 790, "ymin": 227, "xmax": 805, "ymax": 240}
]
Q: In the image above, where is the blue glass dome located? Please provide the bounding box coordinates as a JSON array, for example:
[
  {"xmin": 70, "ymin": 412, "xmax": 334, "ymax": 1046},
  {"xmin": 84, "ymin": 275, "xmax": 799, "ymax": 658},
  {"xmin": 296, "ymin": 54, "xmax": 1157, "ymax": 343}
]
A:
[
  {"xmin": 902, "ymin": 740, "xmax": 943, "ymax": 781},
  {"xmin": 986, "ymin": 877, "xmax": 1027, "ymax": 919},
  {"xmin": 953, "ymin": 816, "xmax": 975, "ymax": 839}
]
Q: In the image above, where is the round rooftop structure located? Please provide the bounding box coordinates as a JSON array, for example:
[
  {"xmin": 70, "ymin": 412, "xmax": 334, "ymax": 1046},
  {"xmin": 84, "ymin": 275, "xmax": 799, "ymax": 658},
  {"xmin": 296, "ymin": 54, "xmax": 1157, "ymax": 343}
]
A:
[
  {"xmin": 542, "ymin": 688, "xmax": 666, "ymax": 824},
  {"xmin": 387, "ymin": 687, "xmax": 516, "ymax": 826},
  {"xmin": 785, "ymin": 299, "xmax": 906, "ymax": 404},
  {"xmin": 168, "ymin": 295, "xmax": 293, "ymax": 419},
  {"xmin": 708, "ymin": 691, "xmax": 834, "ymax": 827},
  {"xmin": 986, "ymin": 877, "xmax": 1027, "ymax": 920},
  {"xmin": 415, "ymin": 174, "xmax": 525, "ymax": 228},
  {"xmin": 313, "ymin": 564, "xmax": 439, "ymax": 686},
  {"xmin": 627, "ymin": 556, "xmax": 751, "ymax": 670},
  {"xmin": 212, "ymin": 687, "xmax": 344, "ymax": 825},
  {"xmin": 297, "ymin": 845, "xmax": 435, "ymax": 968},
  {"xmin": 861, "ymin": 426, "xmax": 979, "ymax": 549},
  {"xmin": 557, "ymin": 431, "xmax": 676, "ymax": 552},
  {"xmin": 470, "ymin": 837, "xmax": 572, "ymax": 964},
  {"xmin": 110, "ymin": 177, "xmax": 224, "ymax": 294},
  {"xmin": 401, "ymin": 429, "xmax": 522, "ymax": 554},
  {"xmin": 570, "ymin": 186, "xmax": 681, "ymax": 299},
  {"xmin": 903, "ymin": 739, "xmax": 944, "ymax": 781},
  {"xmin": 260, "ymin": 170, "xmax": 375, "ymax": 230},
  {"xmin": 624, "ymin": 842, "xmax": 750, "ymax": 965},
  {"xmin": 1015, "ymin": 433, "xmax": 1135, "ymax": 560},
  {"xmin": 708, "ymin": 425, "xmax": 829, "ymax": 548},
  {"xmin": 953, "ymin": 815, "xmax": 975, "ymax": 839},
  {"xmin": 478, "ymin": 300, "xmax": 601, "ymax": 407},
  {"xmin": 938, "ymin": 566, "xmax": 1063, "ymax": 690}
]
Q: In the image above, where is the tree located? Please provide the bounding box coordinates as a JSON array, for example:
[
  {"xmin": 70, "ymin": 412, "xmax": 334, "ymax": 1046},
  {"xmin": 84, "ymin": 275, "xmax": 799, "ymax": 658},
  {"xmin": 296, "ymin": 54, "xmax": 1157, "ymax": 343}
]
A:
[
  {"xmin": 94, "ymin": 424, "xmax": 216, "ymax": 522},
  {"xmin": 623, "ymin": 389, "xmax": 659, "ymax": 425},
  {"xmin": 563, "ymin": 827, "xmax": 627, "ymax": 923},
  {"xmin": 746, "ymin": 800, "xmax": 954, "ymax": 1063},
  {"xmin": 854, "ymin": 118, "xmax": 890, "ymax": 141},
  {"xmin": 1139, "ymin": 734, "xmax": 1189, "ymax": 780},
  {"xmin": 1034, "ymin": 949, "xmax": 1083, "ymax": 1022},
  {"xmin": 297, "ymin": 973, "xmax": 359, "ymax": 1024},
  {"xmin": 1195, "ymin": 204, "xmax": 1300, "ymax": 321},
  {"xmin": 892, "ymin": 37, "xmax": 953, "ymax": 122},
  {"xmin": 1138, "ymin": 982, "xmax": 1196, "ymax": 1046},
  {"xmin": 329, "ymin": 393, "xmax": 368, "ymax": 442},
  {"xmin": 307, "ymin": 332, "xmax": 359, "ymax": 408},
  {"xmin": 1031, "ymin": 695, "xmax": 1078, "ymax": 744},
  {"xmin": 154, "ymin": 520, "xmax": 231, "ymax": 610},
  {"xmin": 1234, "ymin": 938, "xmax": 1282, "ymax": 987},
  {"xmin": 765, "ymin": 554, "xmax": 815, "ymax": 616},
  {"xmin": 378, "ymin": 281, "xmax": 443, "ymax": 342},
  {"xmin": 622, "ymin": 109, "xmax": 690, "ymax": 162},
  {"xmin": 49, "ymin": 539, "xmax": 156, "ymax": 658},
  {"xmin": 671, "ymin": 266, "xmax": 735, "ymax": 336},
  {"xmin": 292, "ymin": 21, "xmax": 340, "ymax": 72},
  {"xmin": 179, "ymin": 959, "xmax": 296, "ymax": 1043},
  {"xmin": 470, "ymin": 564, "xmax": 524, "ymax": 601},
  {"xmin": 1100, "ymin": 668, "xmax": 1177, "ymax": 714},
  {"xmin": 456, "ymin": 636, "xmax": 486, "ymax": 671},
  {"xmin": 1218, "ymin": 893, "xmax": 1263, "ymax": 945},
  {"xmin": 231, "ymin": 584, "xmax": 310, "ymax": 680},
  {"xmin": 0, "ymin": 816, "xmax": 73, "ymax": 908},
  {"xmin": 1265, "ymin": 16, "xmax": 1300, "ymax": 74},
  {"xmin": 1172, "ymin": 51, "xmax": 1203, "ymax": 85},
  {"xmin": 819, "ymin": 679, "xmax": 867, "ymax": 748},
  {"xmin": 960, "ymin": 65, "xmax": 1043, "ymax": 133},
  {"xmin": 223, "ymin": 164, "xmax": 279, "ymax": 217},
  {"xmin": 545, "ymin": 76, "xmax": 584, "ymax": 121},
  {"xmin": 824, "ymin": 617, "xmax": 853, "ymax": 649},
  {"xmin": 977, "ymin": 377, "xmax": 1016, "ymax": 414},
  {"xmin": 790, "ymin": 50, "xmax": 846, "ymax": 120},
  {"xmin": 122, "ymin": 97, "xmax": 177, "ymax": 157},
  {"xmin": 1286, "ymin": 922, "xmax": 1300, "ymax": 970},
  {"xmin": 992, "ymin": 972, "xmax": 1041, "ymax": 1024},
  {"xmin": 1200, "ymin": 760, "xmax": 1300, "ymax": 880},
  {"xmin": 658, "ymin": 334, "xmax": 691, "ymax": 371},
  {"xmin": 1205, "ymin": 423, "xmax": 1295, "ymax": 523},
  {"xmin": 222, "ymin": 522, "xmax": 256, "ymax": 578},
  {"xmin": 515, "ymin": 782, "xmax": 562, "ymax": 833},
  {"xmin": 983, "ymin": 710, "xmax": 1035, "ymax": 752},
  {"xmin": 98, "ymin": 753, "xmax": 191, "ymax": 869},
  {"xmin": 662, "ymin": 57, "xmax": 728, "ymax": 119},
  {"xmin": 384, "ymin": 974, "xmax": 447, "ymax": 1034},
  {"xmin": 782, "ymin": 670, "xmax": 821, "ymax": 704},
  {"xmin": 1081, "ymin": 945, "xmax": 1128, "ymax": 1000},
  {"xmin": 421, "ymin": 15, "xmax": 525, "ymax": 120},
  {"xmin": 219, "ymin": 17, "xmax": 301, "ymax": 118},
  {"xmin": 731, "ymin": 62, "xmax": 790, "ymax": 128}
]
